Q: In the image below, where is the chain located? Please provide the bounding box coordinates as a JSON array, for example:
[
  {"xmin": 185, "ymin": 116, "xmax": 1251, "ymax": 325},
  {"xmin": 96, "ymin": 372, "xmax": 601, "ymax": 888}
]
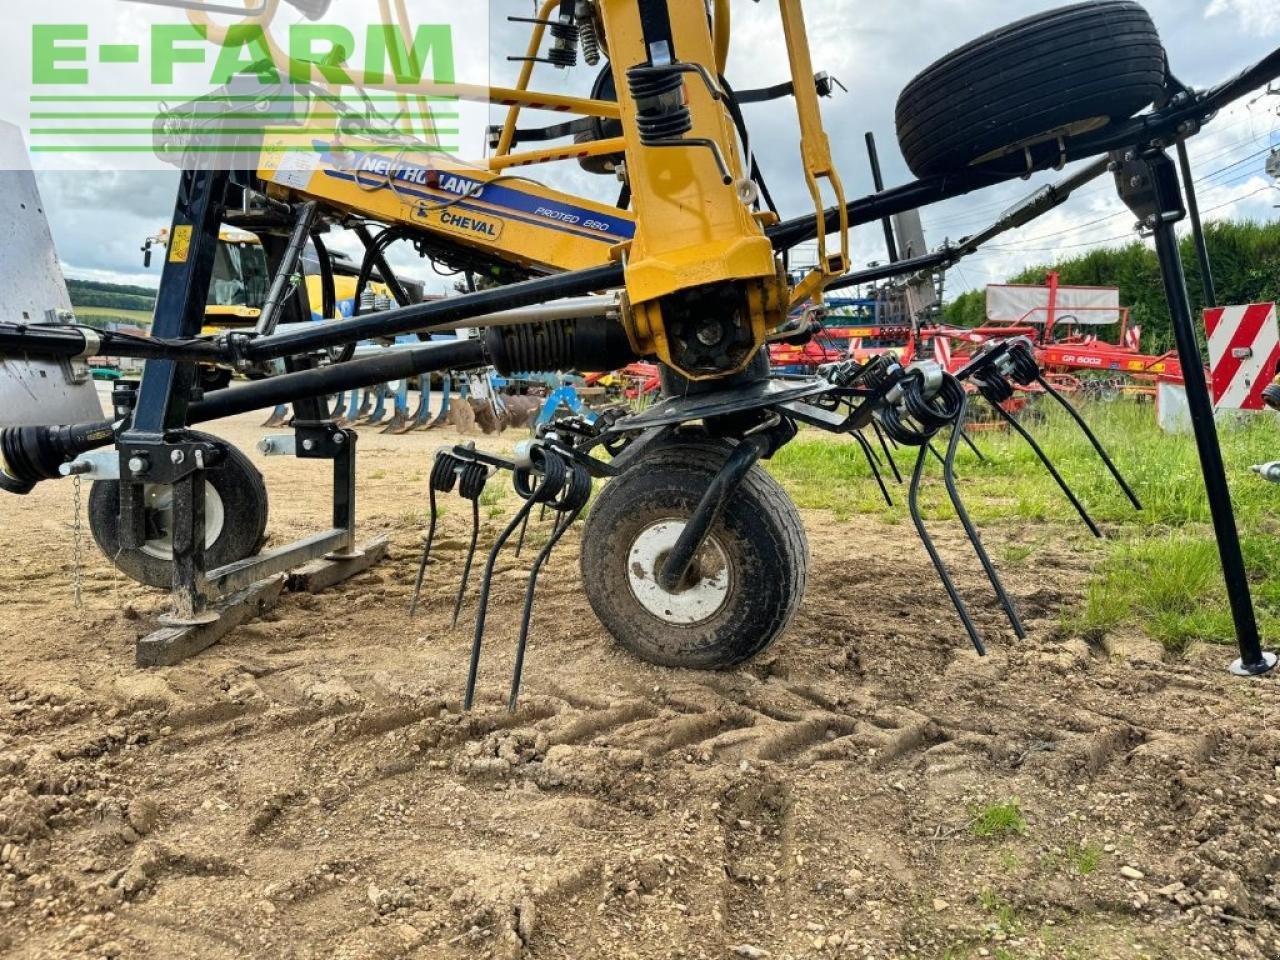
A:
[{"xmin": 71, "ymin": 475, "xmax": 84, "ymax": 610}]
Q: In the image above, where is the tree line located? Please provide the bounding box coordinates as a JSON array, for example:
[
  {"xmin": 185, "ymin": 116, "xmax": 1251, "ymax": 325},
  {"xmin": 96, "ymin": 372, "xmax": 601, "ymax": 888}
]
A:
[
  {"xmin": 943, "ymin": 220, "xmax": 1280, "ymax": 353},
  {"xmin": 67, "ymin": 279, "xmax": 157, "ymax": 314}
]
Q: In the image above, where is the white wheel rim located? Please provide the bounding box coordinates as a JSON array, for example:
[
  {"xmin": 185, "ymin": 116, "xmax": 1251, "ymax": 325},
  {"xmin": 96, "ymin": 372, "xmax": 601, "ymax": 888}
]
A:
[
  {"xmin": 626, "ymin": 520, "xmax": 733, "ymax": 626},
  {"xmin": 138, "ymin": 482, "xmax": 226, "ymax": 561}
]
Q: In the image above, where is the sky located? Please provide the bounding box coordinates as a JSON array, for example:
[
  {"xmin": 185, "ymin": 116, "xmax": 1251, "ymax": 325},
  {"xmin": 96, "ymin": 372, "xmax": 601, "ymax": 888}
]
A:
[{"xmin": 28, "ymin": 0, "xmax": 1280, "ymax": 301}]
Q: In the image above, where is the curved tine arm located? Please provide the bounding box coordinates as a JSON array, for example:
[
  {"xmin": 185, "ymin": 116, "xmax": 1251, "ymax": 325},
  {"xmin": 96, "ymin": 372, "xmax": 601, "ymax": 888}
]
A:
[{"xmin": 908, "ymin": 445, "xmax": 987, "ymax": 656}]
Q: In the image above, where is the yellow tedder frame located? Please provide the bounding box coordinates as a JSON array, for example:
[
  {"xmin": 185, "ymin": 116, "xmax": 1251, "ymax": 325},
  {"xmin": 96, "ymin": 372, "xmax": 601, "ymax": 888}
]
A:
[{"xmin": 186, "ymin": 0, "xmax": 849, "ymax": 379}]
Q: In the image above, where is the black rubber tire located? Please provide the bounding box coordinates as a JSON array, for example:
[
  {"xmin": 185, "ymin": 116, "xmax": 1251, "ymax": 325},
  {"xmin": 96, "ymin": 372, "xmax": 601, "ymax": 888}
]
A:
[
  {"xmin": 895, "ymin": 1, "xmax": 1166, "ymax": 179},
  {"xmin": 580, "ymin": 441, "xmax": 808, "ymax": 670},
  {"xmin": 88, "ymin": 432, "xmax": 269, "ymax": 589}
]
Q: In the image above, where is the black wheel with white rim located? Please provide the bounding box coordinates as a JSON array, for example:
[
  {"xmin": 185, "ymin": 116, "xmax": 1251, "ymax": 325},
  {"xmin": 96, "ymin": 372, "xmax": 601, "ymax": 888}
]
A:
[
  {"xmin": 88, "ymin": 432, "xmax": 269, "ymax": 589},
  {"xmin": 895, "ymin": 1, "xmax": 1166, "ymax": 179},
  {"xmin": 580, "ymin": 441, "xmax": 808, "ymax": 670}
]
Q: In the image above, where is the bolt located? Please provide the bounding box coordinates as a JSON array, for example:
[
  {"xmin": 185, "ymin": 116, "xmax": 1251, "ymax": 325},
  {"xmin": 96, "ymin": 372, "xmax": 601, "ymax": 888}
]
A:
[
  {"xmin": 696, "ymin": 320, "xmax": 724, "ymax": 347},
  {"xmin": 302, "ymin": 439, "xmax": 316, "ymax": 452},
  {"xmin": 170, "ymin": 449, "xmax": 185, "ymax": 465},
  {"xmin": 128, "ymin": 456, "xmax": 148, "ymax": 477},
  {"xmin": 332, "ymin": 432, "xmax": 345, "ymax": 445}
]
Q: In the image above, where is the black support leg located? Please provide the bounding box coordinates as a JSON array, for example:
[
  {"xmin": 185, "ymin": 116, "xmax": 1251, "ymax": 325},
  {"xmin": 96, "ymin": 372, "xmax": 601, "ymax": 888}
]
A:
[{"xmin": 1116, "ymin": 148, "xmax": 1275, "ymax": 676}]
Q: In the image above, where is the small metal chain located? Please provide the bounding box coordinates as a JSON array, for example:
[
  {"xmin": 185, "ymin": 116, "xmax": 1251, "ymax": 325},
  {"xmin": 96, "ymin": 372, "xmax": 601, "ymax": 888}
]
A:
[{"xmin": 71, "ymin": 475, "xmax": 84, "ymax": 610}]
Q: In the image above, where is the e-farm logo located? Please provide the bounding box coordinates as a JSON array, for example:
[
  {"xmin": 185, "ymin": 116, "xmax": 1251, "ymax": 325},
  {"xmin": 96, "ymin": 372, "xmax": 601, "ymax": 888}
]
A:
[{"xmin": 27, "ymin": 17, "xmax": 462, "ymax": 162}]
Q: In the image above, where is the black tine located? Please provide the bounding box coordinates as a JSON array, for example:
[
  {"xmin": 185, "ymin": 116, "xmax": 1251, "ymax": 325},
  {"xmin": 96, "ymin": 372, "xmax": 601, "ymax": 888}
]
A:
[
  {"xmin": 991, "ymin": 401, "xmax": 1102, "ymax": 539},
  {"xmin": 1035, "ymin": 374, "xmax": 1143, "ymax": 511},
  {"xmin": 959, "ymin": 428, "xmax": 988, "ymax": 464},
  {"xmin": 908, "ymin": 444, "xmax": 987, "ymax": 656},
  {"xmin": 872, "ymin": 419, "xmax": 904, "ymax": 485},
  {"xmin": 463, "ymin": 497, "xmax": 540, "ymax": 710},
  {"xmin": 509, "ymin": 504, "xmax": 584, "ymax": 711},
  {"xmin": 927, "ymin": 442, "xmax": 949, "ymax": 470},
  {"xmin": 854, "ymin": 431, "xmax": 894, "ymax": 507},
  {"xmin": 451, "ymin": 498, "xmax": 482, "ymax": 628},
  {"xmin": 408, "ymin": 484, "xmax": 440, "ymax": 617},
  {"xmin": 941, "ymin": 395, "xmax": 1026, "ymax": 640},
  {"xmin": 514, "ymin": 509, "xmax": 532, "ymax": 558},
  {"xmin": 538, "ymin": 502, "xmax": 548, "ymax": 524}
]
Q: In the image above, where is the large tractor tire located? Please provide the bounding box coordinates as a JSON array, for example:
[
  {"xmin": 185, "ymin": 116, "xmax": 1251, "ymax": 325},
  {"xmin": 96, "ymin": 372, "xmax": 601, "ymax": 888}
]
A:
[
  {"xmin": 895, "ymin": 1, "xmax": 1166, "ymax": 179},
  {"xmin": 581, "ymin": 441, "xmax": 808, "ymax": 670},
  {"xmin": 88, "ymin": 432, "xmax": 269, "ymax": 589}
]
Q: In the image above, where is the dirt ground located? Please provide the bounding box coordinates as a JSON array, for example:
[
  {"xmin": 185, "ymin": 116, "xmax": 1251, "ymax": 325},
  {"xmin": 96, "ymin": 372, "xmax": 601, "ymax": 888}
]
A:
[{"xmin": 2, "ymin": 400, "xmax": 1280, "ymax": 960}]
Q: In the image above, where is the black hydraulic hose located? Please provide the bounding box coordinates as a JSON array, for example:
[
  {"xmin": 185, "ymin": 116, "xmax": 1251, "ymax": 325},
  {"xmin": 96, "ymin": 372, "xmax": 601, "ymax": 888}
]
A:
[
  {"xmin": 311, "ymin": 232, "xmax": 337, "ymax": 321},
  {"xmin": 0, "ymin": 324, "xmax": 223, "ymax": 363},
  {"xmin": 256, "ymin": 200, "xmax": 319, "ymax": 335}
]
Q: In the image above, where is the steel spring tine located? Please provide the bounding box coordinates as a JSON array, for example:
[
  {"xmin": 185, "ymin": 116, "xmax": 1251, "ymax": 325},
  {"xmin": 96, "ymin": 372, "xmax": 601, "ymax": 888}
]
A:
[
  {"xmin": 872, "ymin": 419, "xmax": 904, "ymax": 484},
  {"xmin": 854, "ymin": 431, "xmax": 894, "ymax": 507},
  {"xmin": 908, "ymin": 444, "xmax": 987, "ymax": 656},
  {"xmin": 940, "ymin": 389, "xmax": 1026, "ymax": 640},
  {"xmin": 514, "ymin": 509, "xmax": 532, "ymax": 559},
  {"xmin": 410, "ymin": 453, "xmax": 459, "ymax": 617},
  {"xmin": 450, "ymin": 460, "xmax": 490, "ymax": 628},
  {"xmin": 463, "ymin": 495, "xmax": 541, "ymax": 710},
  {"xmin": 1035, "ymin": 373, "xmax": 1143, "ymax": 511},
  {"xmin": 451, "ymin": 499, "xmax": 482, "ymax": 628},
  {"xmin": 408, "ymin": 484, "xmax": 439, "ymax": 618},
  {"xmin": 959, "ymin": 428, "xmax": 988, "ymax": 464},
  {"xmin": 508, "ymin": 466, "xmax": 592, "ymax": 712},
  {"xmin": 927, "ymin": 442, "xmax": 948, "ymax": 470},
  {"xmin": 464, "ymin": 454, "xmax": 567, "ymax": 710},
  {"xmin": 990, "ymin": 401, "xmax": 1103, "ymax": 539}
]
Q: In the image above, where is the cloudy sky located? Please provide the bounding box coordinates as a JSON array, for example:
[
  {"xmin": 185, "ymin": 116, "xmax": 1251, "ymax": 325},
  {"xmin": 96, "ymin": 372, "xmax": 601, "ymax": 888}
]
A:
[{"xmin": 28, "ymin": 0, "xmax": 1280, "ymax": 299}]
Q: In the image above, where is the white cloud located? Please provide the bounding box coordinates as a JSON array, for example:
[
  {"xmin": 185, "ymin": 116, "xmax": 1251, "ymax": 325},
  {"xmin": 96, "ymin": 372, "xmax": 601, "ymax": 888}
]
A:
[{"xmin": 1205, "ymin": 0, "xmax": 1280, "ymax": 35}]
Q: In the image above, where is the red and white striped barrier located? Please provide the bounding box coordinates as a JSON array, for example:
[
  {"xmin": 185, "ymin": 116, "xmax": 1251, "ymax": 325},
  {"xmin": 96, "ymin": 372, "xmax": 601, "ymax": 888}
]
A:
[{"xmin": 1204, "ymin": 303, "xmax": 1280, "ymax": 411}]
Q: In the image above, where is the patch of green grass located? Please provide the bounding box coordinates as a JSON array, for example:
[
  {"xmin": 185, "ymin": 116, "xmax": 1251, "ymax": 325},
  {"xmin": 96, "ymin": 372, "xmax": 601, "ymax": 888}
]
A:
[
  {"xmin": 369, "ymin": 469, "xmax": 387, "ymax": 481},
  {"xmin": 970, "ymin": 801, "xmax": 1027, "ymax": 839},
  {"xmin": 979, "ymin": 889, "xmax": 1020, "ymax": 933},
  {"xmin": 765, "ymin": 400, "xmax": 1280, "ymax": 654},
  {"xmin": 1000, "ymin": 543, "xmax": 1035, "ymax": 566},
  {"xmin": 479, "ymin": 486, "xmax": 505, "ymax": 507},
  {"xmin": 1066, "ymin": 842, "xmax": 1102, "ymax": 876}
]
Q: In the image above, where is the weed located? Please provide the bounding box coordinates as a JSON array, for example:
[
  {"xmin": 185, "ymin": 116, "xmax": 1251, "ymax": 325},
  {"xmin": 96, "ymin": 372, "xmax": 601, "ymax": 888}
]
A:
[
  {"xmin": 1065, "ymin": 842, "xmax": 1102, "ymax": 875},
  {"xmin": 970, "ymin": 801, "xmax": 1027, "ymax": 839},
  {"xmin": 978, "ymin": 890, "xmax": 1020, "ymax": 933}
]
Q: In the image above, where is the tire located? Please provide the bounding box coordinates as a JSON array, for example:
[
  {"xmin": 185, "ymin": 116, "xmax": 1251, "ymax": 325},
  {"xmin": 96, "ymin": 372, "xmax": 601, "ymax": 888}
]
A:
[
  {"xmin": 580, "ymin": 441, "xmax": 808, "ymax": 670},
  {"xmin": 895, "ymin": 1, "xmax": 1166, "ymax": 179},
  {"xmin": 88, "ymin": 432, "xmax": 269, "ymax": 589}
]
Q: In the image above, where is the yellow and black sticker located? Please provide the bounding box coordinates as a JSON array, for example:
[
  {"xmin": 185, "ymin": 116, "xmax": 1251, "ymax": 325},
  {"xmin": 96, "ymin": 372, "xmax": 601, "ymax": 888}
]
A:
[{"xmin": 168, "ymin": 225, "xmax": 193, "ymax": 263}]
